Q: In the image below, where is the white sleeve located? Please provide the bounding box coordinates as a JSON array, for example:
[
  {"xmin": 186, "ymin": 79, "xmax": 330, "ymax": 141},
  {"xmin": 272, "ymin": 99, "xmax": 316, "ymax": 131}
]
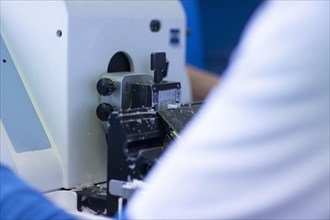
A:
[{"xmin": 126, "ymin": 1, "xmax": 330, "ymax": 219}]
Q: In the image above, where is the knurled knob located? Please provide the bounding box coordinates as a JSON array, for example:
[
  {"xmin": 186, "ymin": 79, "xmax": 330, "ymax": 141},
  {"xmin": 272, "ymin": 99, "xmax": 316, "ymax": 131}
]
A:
[
  {"xmin": 96, "ymin": 103, "xmax": 114, "ymax": 121},
  {"xmin": 97, "ymin": 78, "xmax": 116, "ymax": 96}
]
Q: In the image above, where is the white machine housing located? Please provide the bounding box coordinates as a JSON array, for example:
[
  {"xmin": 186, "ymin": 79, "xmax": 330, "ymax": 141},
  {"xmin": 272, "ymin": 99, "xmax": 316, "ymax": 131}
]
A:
[{"xmin": 0, "ymin": 0, "xmax": 190, "ymax": 192}]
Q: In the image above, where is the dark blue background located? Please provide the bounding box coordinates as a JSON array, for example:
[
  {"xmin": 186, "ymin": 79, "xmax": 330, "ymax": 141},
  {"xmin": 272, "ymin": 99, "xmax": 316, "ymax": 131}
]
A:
[{"xmin": 182, "ymin": 0, "xmax": 263, "ymax": 75}]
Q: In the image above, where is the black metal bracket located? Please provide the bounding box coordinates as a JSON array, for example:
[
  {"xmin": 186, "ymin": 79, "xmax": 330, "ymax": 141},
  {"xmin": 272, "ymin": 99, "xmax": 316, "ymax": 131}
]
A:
[{"xmin": 151, "ymin": 52, "xmax": 169, "ymax": 83}]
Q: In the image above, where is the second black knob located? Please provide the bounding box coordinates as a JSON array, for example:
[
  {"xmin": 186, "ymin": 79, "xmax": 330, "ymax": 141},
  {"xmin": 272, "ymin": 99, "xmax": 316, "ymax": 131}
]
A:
[{"xmin": 96, "ymin": 103, "xmax": 114, "ymax": 121}]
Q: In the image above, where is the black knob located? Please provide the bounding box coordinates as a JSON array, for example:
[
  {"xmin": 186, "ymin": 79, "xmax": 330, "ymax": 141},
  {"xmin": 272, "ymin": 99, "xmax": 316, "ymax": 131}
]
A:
[
  {"xmin": 97, "ymin": 78, "xmax": 116, "ymax": 96},
  {"xmin": 96, "ymin": 103, "xmax": 114, "ymax": 121}
]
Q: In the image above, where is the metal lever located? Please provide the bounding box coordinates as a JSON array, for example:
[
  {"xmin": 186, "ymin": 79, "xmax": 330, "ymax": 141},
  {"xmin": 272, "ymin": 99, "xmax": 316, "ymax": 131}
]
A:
[{"xmin": 151, "ymin": 52, "xmax": 169, "ymax": 83}]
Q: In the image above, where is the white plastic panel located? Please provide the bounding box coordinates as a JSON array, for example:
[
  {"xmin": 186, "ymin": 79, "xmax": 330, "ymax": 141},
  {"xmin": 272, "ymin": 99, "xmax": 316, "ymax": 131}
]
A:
[{"xmin": 0, "ymin": 0, "xmax": 190, "ymax": 190}]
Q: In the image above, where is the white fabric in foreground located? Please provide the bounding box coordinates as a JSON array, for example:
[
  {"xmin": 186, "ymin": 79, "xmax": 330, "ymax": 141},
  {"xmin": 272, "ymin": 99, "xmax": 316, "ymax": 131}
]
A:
[{"xmin": 127, "ymin": 1, "xmax": 330, "ymax": 219}]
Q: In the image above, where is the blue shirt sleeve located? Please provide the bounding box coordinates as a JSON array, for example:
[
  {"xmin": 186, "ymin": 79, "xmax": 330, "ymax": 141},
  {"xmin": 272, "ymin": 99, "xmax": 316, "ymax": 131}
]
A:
[
  {"xmin": 0, "ymin": 164, "xmax": 77, "ymax": 220},
  {"xmin": 180, "ymin": 0, "xmax": 205, "ymax": 68}
]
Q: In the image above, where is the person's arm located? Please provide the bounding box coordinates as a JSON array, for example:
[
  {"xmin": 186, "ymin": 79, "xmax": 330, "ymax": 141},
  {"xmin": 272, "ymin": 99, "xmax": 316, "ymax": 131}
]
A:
[
  {"xmin": 186, "ymin": 64, "xmax": 219, "ymax": 101},
  {"xmin": 0, "ymin": 164, "xmax": 77, "ymax": 220},
  {"xmin": 125, "ymin": 1, "xmax": 329, "ymax": 219}
]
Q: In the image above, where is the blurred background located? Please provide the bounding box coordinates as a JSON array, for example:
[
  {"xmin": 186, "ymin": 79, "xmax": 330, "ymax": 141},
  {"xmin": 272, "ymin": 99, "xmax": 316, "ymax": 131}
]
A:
[{"xmin": 182, "ymin": 0, "xmax": 263, "ymax": 75}]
